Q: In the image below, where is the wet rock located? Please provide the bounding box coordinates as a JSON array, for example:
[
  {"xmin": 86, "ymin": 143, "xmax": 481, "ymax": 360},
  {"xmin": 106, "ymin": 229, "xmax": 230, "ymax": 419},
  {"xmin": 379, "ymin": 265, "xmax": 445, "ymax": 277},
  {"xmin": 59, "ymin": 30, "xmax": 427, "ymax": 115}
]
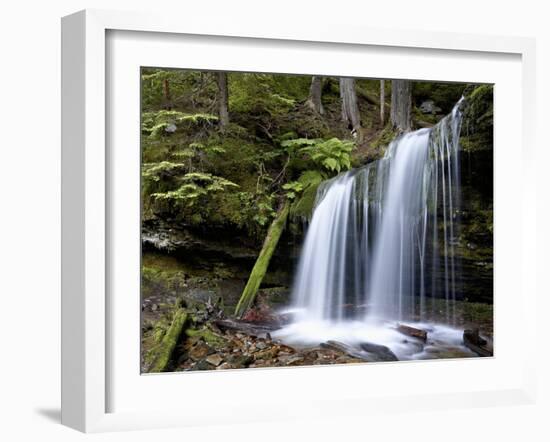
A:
[
  {"xmin": 254, "ymin": 347, "xmax": 279, "ymax": 361},
  {"xmin": 284, "ymin": 355, "xmax": 305, "ymax": 366},
  {"xmin": 189, "ymin": 342, "xmax": 211, "ymax": 361},
  {"xmin": 228, "ymin": 354, "xmax": 253, "ymax": 368},
  {"xmin": 359, "ymin": 342, "xmax": 399, "ymax": 362},
  {"xmin": 321, "ymin": 341, "xmax": 368, "ymax": 360},
  {"xmin": 419, "ymin": 100, "xmax": 442, "ymax": 115},
  {"xmin": 463, "ymin": 328, "xmax": 492, "ymax": 357},
  {"xmin": 396, "ymin": 324, "xmax": 428, "ymax": 342},
  {"xmin": 164, "ymin": 123, "xmax": 177, "ymax": 133},
  {"xmin": 206, "ymin": 354, "xmax": 223, "ymax": 367},
  {"xmin": 217, "ymin": 362, "xmax": 237, "ymax": 370},
  {"xmin": 195, "ymin": 359, "xmax": 213, "ymax": 370}
]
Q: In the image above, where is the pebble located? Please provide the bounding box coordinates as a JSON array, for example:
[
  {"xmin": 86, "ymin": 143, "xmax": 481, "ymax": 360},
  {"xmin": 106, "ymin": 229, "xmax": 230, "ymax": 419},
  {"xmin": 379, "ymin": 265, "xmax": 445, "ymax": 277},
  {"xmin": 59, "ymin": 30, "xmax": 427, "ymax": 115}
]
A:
[{"xmin": 206, "ymin": 354, "xmax": 223, "ymax": 367}]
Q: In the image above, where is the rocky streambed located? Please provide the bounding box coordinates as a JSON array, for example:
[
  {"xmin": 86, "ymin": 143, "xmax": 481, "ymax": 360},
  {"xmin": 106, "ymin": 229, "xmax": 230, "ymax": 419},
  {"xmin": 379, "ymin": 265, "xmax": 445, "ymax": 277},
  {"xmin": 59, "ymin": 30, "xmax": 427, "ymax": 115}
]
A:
[{"xmin": 142, "ymin": 294, "xmax": 493, "ymax": 374}]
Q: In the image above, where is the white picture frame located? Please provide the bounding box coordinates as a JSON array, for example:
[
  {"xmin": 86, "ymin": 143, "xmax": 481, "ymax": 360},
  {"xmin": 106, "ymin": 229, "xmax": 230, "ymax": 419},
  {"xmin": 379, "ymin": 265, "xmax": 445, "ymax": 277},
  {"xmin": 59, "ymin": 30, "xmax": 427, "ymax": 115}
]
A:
[{"xmin": 61, "ymin": 9, "xmax": 537, "ymax": 433}]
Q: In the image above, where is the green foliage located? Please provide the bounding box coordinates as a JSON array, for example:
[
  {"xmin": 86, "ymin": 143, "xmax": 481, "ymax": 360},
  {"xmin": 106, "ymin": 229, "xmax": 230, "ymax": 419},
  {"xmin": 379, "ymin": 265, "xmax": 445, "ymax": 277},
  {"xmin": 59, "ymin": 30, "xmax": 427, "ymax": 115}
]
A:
[
  {"xmin": 229, "ymin": 73, "xmax": 301, "ymax": 117},
  {"xmin": 282, "ymin": 181, "xmax": 304, "ymax": 200},
  {"xmin": 152, "ymin": 173, "xmax": 239, "ymax": 206},
  {"xmin": 289, "ymin": 170, "xmax": 325, "ymax": 220},
  {"xmin": 280, "ymin": 137, "xmax": 354, "ymax": 174},
  {"xmin": 142, "ymin": 110, "xmax": 218, "ymax": 137},
  {"xmin": 371, "ymin": 124, "xmax": 398, "ymax": 150},
  {"xmin": 141, "ymin": 69, "xmax": 217, "ymax": 112},
  {"xmin": 300, "ymin": 138, "xmax": 354, "ymax": 173},
  {"xmin": 139, "ymin": 67, "xmax": 485, "ymax": 248},
  {"xmin": 280, "ymin": 137, "xmax": 317, "ymax": 151},
  {"xmin": 142, "ymin": 161, "xmax": 186, "ymax": 182}
]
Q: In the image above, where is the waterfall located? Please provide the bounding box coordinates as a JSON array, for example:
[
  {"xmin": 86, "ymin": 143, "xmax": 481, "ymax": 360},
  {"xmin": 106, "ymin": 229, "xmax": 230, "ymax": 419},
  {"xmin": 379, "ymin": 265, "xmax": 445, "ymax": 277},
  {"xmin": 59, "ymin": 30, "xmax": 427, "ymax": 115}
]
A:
[{"xmin": 289, "ymin": 99, "xmax": 464, "ymax": 328}]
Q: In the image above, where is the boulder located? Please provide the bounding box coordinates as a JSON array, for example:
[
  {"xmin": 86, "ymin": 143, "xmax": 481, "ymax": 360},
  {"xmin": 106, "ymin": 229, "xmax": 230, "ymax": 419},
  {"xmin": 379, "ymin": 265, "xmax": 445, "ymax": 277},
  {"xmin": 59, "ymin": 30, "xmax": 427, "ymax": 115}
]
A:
[
  {"xmin": 359, "ymin": 342, "xmax": 398, "ymax": 362},
  {"xmin": 419, "ymin": 100, "xmax": 442, "ymax": 115}
]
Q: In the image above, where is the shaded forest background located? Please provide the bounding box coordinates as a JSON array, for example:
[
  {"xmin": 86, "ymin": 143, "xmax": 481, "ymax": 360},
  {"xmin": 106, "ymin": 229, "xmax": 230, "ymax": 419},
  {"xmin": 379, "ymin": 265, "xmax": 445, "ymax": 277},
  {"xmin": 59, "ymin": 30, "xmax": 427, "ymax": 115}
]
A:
[{"xmin": 142, "ymin": 70, "xmax": 478, "ymax": 244}]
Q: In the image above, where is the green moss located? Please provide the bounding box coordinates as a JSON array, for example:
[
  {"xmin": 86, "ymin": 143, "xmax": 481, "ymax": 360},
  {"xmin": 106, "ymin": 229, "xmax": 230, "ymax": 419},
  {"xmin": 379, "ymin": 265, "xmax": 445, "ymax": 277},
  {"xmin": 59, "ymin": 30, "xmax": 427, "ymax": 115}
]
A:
[
  {"xmin": 185, "ymin": 326, "xmax": 227, "ymax": 349},
  {"xmin": 235, "ymin": 200, "xmax": 290, "ymax": 316},
  {"xmin": 147, "ymin": 308, "xmax": 188, "ymax": 373},
  {"xmin": 371, "ymin": 123, "xmax": 398, "ymax": 150},
  {"xmin": 461, "ymin": 302, "xmax": 493, "ymax": 328},
  {"xmin": 289, "ymin": 170, "xmax": 324, "ymax": 220},
  {"xmin": 141, "ymin": 254, "xmax": 190, "ymax": 300},
  {"xmin": 460, "ymin": 85, "xmax": 493, "ymax": 152}
]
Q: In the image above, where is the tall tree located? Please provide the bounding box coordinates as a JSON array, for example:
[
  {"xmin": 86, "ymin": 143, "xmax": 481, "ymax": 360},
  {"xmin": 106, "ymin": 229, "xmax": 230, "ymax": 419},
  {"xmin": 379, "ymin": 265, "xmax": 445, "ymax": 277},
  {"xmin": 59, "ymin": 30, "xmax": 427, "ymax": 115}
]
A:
[
  {"xmin": 306, "ymin": 76, "xmax": 324, "ymax": 114},
  {"xmin": 390, "ymin": 79, "xmax": 412, "ymax": 132},
  {"xmin": 380, "ymin": 79, "xmax": 385, "ymax": 125},
  {"xmin": 162, "ymin": 78, "xmax": 172, "ymax": 110},
  {"xmin": 340, "ymin": 77, "xmax": 361, "ymax": 133},
  {"xmin": 217, "ymin": 72, "xmax": 229, "ymax": 129}
]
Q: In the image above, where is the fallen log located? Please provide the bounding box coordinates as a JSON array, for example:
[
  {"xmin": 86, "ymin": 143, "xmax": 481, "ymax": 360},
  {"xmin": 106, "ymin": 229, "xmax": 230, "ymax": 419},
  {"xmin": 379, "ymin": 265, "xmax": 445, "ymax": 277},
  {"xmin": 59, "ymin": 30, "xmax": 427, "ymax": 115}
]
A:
[
  {"xmin": 148, "ymin": 308, "xmax": 188, "ymax": 372},
  {"xmin": 359, "ymin": 342, "xmax": 399, "ymax": 362},
  {"xmin": 396, "ymin": 323, "xmax": 428, "ymax": 342},
  {"xmin": 215, "ymin": 319, "xmax": 279, "ymax": 337},
  {"xmin": 463, "ymin": 329, "xmax": 492, "ymax": 357},
  {"xmin": 234, "ymin": 200, "xmax": 290, "ymax": 317},
  {"xmin": 321, "ymin": 340, "xmax": 368, "ymax": 361}
]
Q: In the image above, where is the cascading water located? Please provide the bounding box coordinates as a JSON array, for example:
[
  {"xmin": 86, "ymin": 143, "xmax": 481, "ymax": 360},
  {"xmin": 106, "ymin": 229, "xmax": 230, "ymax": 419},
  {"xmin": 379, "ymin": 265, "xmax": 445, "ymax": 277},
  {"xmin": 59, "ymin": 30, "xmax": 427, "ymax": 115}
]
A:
[{"xmin": 274, "ymin": 99, "xmax": 473, "ymax": 360}]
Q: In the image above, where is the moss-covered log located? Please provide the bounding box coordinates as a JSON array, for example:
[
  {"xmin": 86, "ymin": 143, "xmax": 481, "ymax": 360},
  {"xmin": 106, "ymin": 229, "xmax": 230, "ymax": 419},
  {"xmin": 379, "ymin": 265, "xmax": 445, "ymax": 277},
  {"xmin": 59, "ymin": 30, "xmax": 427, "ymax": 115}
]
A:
[
  {"xmin": 235, "ymin": 200, "xmax": 290, "ymax": 317},
  {"xmin": 148, "ymin": 308, "xmax": 188, "ymax": 372}
]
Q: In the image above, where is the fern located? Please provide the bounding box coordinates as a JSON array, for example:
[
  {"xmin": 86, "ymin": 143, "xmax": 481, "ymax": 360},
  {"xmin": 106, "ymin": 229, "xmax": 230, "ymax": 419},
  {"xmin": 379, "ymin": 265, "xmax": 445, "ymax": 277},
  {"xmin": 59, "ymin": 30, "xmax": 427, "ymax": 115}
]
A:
[
  {"xmin": 142, "ymin": 110, "xmax": 219, "ymax": 137},
  {"xmin": 282, "ymin": 181, "xmax": 304, "ymax": 200},
  {"xmin": 142, "ymin": 161, "xmax": 186, "ymax": 182},
  {"xmin": 280, "ymin": 137, "xmax": 354, "ymax": 174},
  {"xmin": 300, "ymin": 138, "xmax": 354, "ymax": 173},
  {"xmin": 152, "ymin": 173, "xmax": 239, "ymax": 207}
]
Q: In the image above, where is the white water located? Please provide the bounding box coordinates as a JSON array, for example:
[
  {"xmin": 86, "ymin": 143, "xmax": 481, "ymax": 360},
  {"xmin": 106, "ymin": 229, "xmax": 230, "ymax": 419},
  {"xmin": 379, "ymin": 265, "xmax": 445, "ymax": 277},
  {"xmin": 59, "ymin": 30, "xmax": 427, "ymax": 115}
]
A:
[{"xmin": 274, "ymin": 100, "xmax": 472, "ymax": 359}]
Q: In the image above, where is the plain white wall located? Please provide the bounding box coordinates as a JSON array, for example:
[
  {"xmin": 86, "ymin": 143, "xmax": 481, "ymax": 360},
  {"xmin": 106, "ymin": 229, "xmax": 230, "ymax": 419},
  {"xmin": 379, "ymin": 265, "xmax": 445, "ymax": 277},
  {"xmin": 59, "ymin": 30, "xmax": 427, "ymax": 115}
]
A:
[{"xmin": 0, "ymin": 0, "xmax": 548, "ymax": 440}]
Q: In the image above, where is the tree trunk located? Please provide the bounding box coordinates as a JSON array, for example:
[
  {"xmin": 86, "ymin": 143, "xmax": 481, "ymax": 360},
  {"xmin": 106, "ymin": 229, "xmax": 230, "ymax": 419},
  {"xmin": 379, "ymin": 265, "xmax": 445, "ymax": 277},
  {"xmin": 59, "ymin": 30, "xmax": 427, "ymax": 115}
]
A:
[
  {"xmin": 306, "ymin": 76, "xmax": 324, "ymax": 114},
  {"xmin": 162, "ymin": 78, "xmax": 172, "ymax": 110},
  {"xmin": 147, "ymin": 308, "xmax": 188, "ymax": 373},
  {"xmin": 340, "ymin": 78, "xmax": 361, "ymax": 132},
  {"xmin": 380, "ymin": 79, "xmax": 385, "ymax": 125},
  {"xmin": 390, "ymin": 79, "xmax": 412, "ymax": 132},
  {"xmin": 217, "ymin": 72, "xmax": 229, "ymax": 129},
  {"xmin": 235, "ymin": 200, "xmax": 290, "ymax": 317}
]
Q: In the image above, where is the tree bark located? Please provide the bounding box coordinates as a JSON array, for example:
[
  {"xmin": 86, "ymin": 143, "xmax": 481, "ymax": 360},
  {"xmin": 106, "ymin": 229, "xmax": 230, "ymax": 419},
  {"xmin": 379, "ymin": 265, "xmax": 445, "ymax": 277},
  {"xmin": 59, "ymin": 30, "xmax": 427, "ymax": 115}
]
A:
[
  {"xmin": 380, "ymin": 79, "xmax": 385, "ymax": 125},
  {"xmin": 217, "ymin": 72, "xmax": 229, "ymax": 129},
  {"xmin": 306, "ymin": 76, "xmax": 324, "ymax": 114},
  {"xmin": 234, "ymin": 200, "xmax": 290, "ymax": 317},
  {"xmin": 390, "ymin": 79, "xmax": 412, "ymax": 132},
  {"xmin": 162, "ymin": 78, "xmax": 172, "ymax": 110},
  {"xmin": 340, "ymin": 78, "xmax": 361, "ymax": 132},
  {"xmin": 147, "ymin": 308, "xmax": 188, "ymax": 373}
]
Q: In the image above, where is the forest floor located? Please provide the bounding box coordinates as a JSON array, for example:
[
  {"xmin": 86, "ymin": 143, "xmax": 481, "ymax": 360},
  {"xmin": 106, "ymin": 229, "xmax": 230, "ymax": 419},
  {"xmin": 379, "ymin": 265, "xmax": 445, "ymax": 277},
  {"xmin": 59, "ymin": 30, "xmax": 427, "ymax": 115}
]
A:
[{"xmin": 141, "ymin": 251, "xmax": 493, "ymax": 373}]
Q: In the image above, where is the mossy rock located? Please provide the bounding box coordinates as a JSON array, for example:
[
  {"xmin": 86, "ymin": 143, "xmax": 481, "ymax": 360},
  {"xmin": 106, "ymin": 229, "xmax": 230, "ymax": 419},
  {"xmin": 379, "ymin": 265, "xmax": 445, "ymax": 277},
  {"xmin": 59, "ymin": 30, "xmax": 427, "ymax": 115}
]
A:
[
  {"xmin": 185, "ymin": 326, "xmax": 227, "ymax": 350},
  {"xmin": 460, "ymin": 85, "xmax": 493, "ymax": 152},
  {"xmin": 289, "ymin": 170, "xmax": 324, "ymax": 221}
]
